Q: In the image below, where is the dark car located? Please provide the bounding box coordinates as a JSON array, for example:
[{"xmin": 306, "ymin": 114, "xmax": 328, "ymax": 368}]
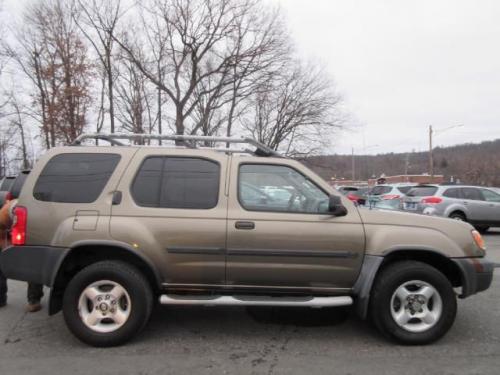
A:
[{"xmin": 0, "ymin": 176, "xmax": 16, "ymax": 207}]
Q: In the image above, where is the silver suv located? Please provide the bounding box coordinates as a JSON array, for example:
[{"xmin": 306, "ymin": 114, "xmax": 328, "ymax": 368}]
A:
[{"xmin": 402, "ymin": 184, "xmax": 500, "ymax": 232}]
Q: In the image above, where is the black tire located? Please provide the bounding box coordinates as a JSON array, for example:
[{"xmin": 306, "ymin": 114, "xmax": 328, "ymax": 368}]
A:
[
  {"xmin": 449, "ymin": 211, "xmax": 466, "ymax": 222},
  {"xmin": 370, "ymin": 261, "xmax": 457, "ymax": 345},
  {"xmin": 475, "ymin": 226, "xmax": 490, "ymax": 234},
  {"xmin": 63, "ymin": 261, "xmax": 153, "ymax": 347}
]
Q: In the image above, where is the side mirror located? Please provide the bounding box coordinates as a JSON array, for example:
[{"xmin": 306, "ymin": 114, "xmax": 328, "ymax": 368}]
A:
[{"xmin": 328, "ymin": 195, "xmax": 348, "ymax": 217}]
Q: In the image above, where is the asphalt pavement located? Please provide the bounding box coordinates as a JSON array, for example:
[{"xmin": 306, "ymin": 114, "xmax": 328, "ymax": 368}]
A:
[{"xmin": 1, "ymin": 230, "xmax": 500, "ymax": 375}]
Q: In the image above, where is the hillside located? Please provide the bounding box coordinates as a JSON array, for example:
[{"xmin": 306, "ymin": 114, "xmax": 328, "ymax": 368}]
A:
[{"xmin": 303, "ymin": 139, "xmax": 500, "ymax": 186}]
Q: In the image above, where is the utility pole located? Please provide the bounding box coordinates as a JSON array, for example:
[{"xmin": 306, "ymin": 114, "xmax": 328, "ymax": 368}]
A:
[
  {"xmin": 429, "ymin": 125, "xmax": 434, "ymax": 183},
  {"xmin": 404, "ymin": 153, "xmax": 410, "ymax": 176},
  {"xmin": 351, "ymin": 147, "xmax": 355, "ymax": 181}
]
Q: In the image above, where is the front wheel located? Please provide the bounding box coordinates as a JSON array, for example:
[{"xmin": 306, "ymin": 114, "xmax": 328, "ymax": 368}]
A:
[
  {"xmin": 370, "ymin": 261, "xmax": 457, "ymax": 345},
  {"xmin": 63, "ymin": 261, "xmax": 153, "ymax": 347}
]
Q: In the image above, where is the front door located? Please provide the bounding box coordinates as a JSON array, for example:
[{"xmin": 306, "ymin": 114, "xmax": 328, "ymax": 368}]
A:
[
  {"xmin": 480, "ymin": 189, "xmax": 500, "ymax": 224},
  {"xmin": 461, "ymin": 187, "xmax": 490, "ymax": 222},
  {"xmin": 110, "ymin": 149, "xmax": 228, "ymax": 286},
  {"xmin": 226, "ymin": 159, "xmax": 365, "ymax": 293}
]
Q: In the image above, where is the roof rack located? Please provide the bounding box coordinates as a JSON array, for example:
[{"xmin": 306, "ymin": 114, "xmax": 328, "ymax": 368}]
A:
[{"xmin": 71, "ymin": 133, "xmax": 282, "ymax": 157}]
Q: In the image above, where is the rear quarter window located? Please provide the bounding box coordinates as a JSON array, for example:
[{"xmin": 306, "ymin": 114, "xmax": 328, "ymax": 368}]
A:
[
  {"xmin": 397, "ymin": 186, "xmax": 413, "ymax": 194},
  {"xmin": 443, "ymin": 188, "xmax": 461, "ymax": 198},
  {"xmin": 407, "ymin": 186, "xmax": 438, "ymax": 197},
  {"xmin": 33, "ymin": 153, "xmax": 121, "ymax": 203}
]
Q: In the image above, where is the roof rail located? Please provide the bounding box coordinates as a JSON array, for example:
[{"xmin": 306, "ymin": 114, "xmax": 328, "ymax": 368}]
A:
[{"xmin": 71, "ymin": 133, "xmax": 282, "ymax": 157}]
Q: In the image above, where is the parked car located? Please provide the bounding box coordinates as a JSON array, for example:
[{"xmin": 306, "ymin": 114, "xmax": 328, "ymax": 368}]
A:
[
  {"xmin": 0, "ymin": 176, "xmax": 15, "ymax": 191},
  {"xmin": 0, "ymin": 176, "xmax": 15, "ymax": 207},
  {"xmin": 369, "ymin": 198, "xmax": 402, "ymax": 211},
  {"xmin": 337, "ymin": 186, "xmax": 370, "ymax": 205},
  {"xmin": 366, "ymin": 183, "xmax": 416, "ymax": 207},
  {"xmin": 0, "ymin": 133, "xmax": 493, "ymax": 347},
  {"xmin": 9, "ymin": 170, "xmax": 30, "ymax": 199},
  {"xmin": 402, "ymin": 184, "xmax": 500, "ymax": 233}
]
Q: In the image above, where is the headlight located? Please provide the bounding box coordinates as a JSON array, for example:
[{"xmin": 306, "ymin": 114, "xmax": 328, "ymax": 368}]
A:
[{"xmin": 471, "ymin": 230, "xmax": 486, "ymax": 251}]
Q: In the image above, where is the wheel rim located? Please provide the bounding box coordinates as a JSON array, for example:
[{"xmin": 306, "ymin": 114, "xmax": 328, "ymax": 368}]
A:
[
  {"xmin": 390, "ymin": 280, "xmax": 443, "ymax": 333},
  {"xmin": 78, "ymin": 280, "xmax": 132, "ymax": 333},
  {"xmin": 452, "ymin": 215, "xmax": 464, "ymax": 221}
]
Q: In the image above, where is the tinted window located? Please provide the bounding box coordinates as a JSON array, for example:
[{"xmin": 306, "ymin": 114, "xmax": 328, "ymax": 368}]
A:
[
  {"xmin": 407, "ymin": 186, "xmax": 438, "ymax": 197},
  {"xmin": 33, "ymin": 153, "xmax": 120, "ymax": 203},
  {"xmin": 397, "ymin": 186, "xmax": 413, "ymax": 194},
  {"xmin": 370, "ymin": 186, "xmax": 392, "ymax": 195},
  {"xmin": 239, "ymin": 164, "xmax": 329, "ymax": 214},
  {"xmin": 443, "ymin": 188, "xmax": 461, "ymax": 198},
  {"xmin": 0, "ymin": 177, "xmax": 15, "ymax": 191},
  {"xmin": 131, "ymin": 157, "xmax": 219, "ymax": 209},
  {"xmin": 461, "ymin": 188, "xmax": 484, "ymax": 201}
]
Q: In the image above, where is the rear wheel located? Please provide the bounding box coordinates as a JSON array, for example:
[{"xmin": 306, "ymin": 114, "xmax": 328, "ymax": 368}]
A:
[
  {"xmin": 63, "ymin": 261, "xmax": 153, "ymax": 347},
  {"xmin": 370, "ymin": 261, "xmax": 457, "ymax": 345}
]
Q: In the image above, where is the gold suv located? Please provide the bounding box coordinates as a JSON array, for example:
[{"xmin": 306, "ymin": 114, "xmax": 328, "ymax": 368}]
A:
[{"xmin": 0, "ymin": 133, "xmax": 494, "ymax": 347}]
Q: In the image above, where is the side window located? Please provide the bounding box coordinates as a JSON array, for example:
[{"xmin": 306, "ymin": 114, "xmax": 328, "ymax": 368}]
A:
[
  {"xmin": 33, "ymin": 153, "xmax": 120, "ymax": 203},
  {"xmin": 461, "ymin": 188, "xmax": 484, "ymax": 201},
  {"xmin": 482, "ymin": 189, "xmax": 500, "ymax": 203},
  {"xmin": 443, "ymin": 188, "xmax": 461, "ymax": 199},
  {"xmin": 131, "ymin": 157, "xmax": 220, "ymax": 209},
  {"xmin": 238, "ymin": 164, "xmax": 329, "ymax": 214}
]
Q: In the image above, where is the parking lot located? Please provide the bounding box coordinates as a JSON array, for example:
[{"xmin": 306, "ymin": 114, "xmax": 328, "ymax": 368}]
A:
[{"xmin": 0, "ymin": 231, "xmax": 498, "ymax": 375}]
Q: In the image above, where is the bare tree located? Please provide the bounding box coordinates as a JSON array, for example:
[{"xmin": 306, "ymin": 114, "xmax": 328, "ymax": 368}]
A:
[
  {"xmin": 243, "ymin": 61, "xmax": 344, "ymax": 156},
  {"xmin": 116, "ymin": 0, "xmax": 287, "ymax": 140},
  {"xmin": 5, "ymin": 0, "xmax": 93, "ymax": 147},
  {"xmin": 3, "ymin": 92, "xmax": 32, "ymax": 169},
  {"xmin": 74, "ymin": 0, "xmax": 122, "ymax": 133},
  {"xmin": 115, "ymin": 55, "xmax": 152, "ymax": 136}
]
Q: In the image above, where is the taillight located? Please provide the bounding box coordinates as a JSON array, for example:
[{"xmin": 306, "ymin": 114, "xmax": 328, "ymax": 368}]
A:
[
  {"xmin": 347, "ymin": 193, "xmax": 360, "ymax": 202},
  {"xmin": 11, "ymin": 206, "xmax": 27, "ymax": 246},
  {"xmin": 421, "ymin": 196, "xmax": 442, "ymax": 204},
  {"xmin": 5, "ymin": 192, "xmax": 12, "ymax": 201},
  {"xmin": 382, "ymin": 194, "xmax": 400, "ymax": 200}
]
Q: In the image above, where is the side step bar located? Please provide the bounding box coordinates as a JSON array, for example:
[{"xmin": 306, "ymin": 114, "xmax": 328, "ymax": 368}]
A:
[{"xmin": 159, "ymin": 295, "xmax": 353, "ymax": 308}]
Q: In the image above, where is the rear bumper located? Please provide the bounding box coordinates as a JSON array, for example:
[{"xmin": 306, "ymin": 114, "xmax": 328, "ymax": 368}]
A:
[
  {"xmin": 452, "ymin": 257, "xmax": 495, "ymax": 298},
  {"xmin": 0, "ymin": 246, "xmax": 69, "ymax": 287}
]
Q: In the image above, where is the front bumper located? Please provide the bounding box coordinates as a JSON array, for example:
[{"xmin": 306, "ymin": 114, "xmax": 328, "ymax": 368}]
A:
[
  {"xmin": 452, "ymin": 257, "xmax": 495, "ymax": 298},
  {"xmin": 0, "ymin": 246, "xmax": 69, "ymax": 287}
]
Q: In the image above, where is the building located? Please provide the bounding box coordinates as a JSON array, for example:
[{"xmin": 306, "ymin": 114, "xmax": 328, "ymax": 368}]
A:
[{"xmin": 367, "ymin": 174, "xmax": 444, "ymax": 186}]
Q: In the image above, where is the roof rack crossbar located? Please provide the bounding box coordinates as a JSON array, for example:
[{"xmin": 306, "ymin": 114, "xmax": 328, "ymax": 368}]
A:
[{"xmin": 71, "ymin": 133, "xmax": 282, "ymax": 157}]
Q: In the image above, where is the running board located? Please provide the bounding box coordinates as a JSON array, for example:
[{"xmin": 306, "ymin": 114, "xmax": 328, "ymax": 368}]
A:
[{"xmin": 159, "ymin": 295, "xmax": 353, "ymax": 308}]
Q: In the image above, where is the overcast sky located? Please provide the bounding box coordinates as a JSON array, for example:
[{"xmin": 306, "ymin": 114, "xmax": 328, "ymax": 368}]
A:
[
  {"xmin": 276, "ymin": 0, "xmax": 500, "ymax": 154},
  {"xmin": 2, "ymin": 0, "xmax": 499, "ymax": 155}
]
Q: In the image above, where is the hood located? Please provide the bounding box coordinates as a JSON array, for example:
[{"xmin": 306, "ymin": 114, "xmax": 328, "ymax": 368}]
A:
[{"xmin": 357, "ymin": 207, "xmax": 483, "ymax": 258}]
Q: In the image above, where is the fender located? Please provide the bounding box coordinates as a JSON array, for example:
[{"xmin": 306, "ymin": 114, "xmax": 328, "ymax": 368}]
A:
[
  {"xmin": 352, "ymin": 247, "xmax": 464, "ymax": 319},
  {"xmin": 48, "ymin": 239, "xmax": 162, "ymax": 315}
]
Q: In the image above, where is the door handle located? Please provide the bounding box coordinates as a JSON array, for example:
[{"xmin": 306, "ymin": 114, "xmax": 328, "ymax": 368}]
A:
[{"xmin": 235, "ymin": 221, "xmax": 255, "ymax": 230}]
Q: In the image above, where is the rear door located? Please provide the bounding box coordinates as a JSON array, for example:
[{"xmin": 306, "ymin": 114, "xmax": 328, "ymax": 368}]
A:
[
  {"xmin": 481, "ymin": 189, "xmax": 500, "ymax": 224},
  {"xmin": 226, "ymin": 158, "xmax": 365, "ymax": 292},
  {"xmin": 110, "ymin": 149, "xmax": 228, "ymax": 286},
  {"xmin": 460, "ymin": 188, "xmax": 489, "ymax": 222}
]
